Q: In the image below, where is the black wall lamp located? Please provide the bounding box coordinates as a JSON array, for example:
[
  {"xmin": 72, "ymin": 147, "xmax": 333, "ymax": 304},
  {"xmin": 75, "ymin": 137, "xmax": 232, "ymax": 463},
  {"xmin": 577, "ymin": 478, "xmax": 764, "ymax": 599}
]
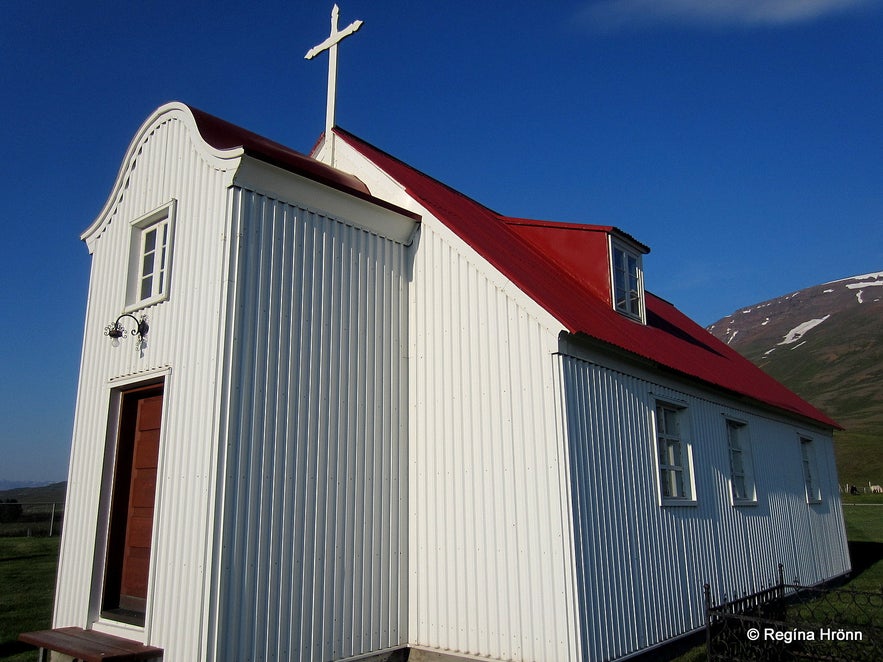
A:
[{"xmin": 104, "ymin": 313, "xmax": 149, "ymax": 349}]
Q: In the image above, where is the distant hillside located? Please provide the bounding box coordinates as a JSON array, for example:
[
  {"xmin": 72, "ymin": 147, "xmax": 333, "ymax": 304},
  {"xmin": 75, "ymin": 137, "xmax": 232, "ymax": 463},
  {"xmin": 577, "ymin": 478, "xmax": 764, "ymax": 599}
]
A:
[
  {"xmin": 0, "ymin": 480, "xmax": 52, "ymax": 492},
  {"xmin": 0, "ymin": 481, "xmax": 67, "ymax": 504},
  {"xmin": 708, "ymin": 271, "xmax": 883, "ymax": 488}
]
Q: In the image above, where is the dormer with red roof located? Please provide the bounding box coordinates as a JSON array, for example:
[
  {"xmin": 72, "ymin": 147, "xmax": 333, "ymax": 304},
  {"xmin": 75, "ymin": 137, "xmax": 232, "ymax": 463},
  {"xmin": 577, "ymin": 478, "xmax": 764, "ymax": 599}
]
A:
[{"xmin": 504, "ymin": 218, "xmax": 650, "ymax": 323}]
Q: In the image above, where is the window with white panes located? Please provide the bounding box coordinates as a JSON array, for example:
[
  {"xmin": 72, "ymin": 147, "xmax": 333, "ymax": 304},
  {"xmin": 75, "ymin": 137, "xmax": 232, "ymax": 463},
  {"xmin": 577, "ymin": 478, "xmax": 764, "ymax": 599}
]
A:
[
  {"xmin": 655, "ymin": 403, "xmax": 694, "ymax": 502},
  {"xmin": 126, "ymin": 202, "xmax": 175, "ymax": 309},
  {"xmin": 612, "ymin": 241, "xmax": 644, "ymax": 321},
  {"xmin": 800, "ymin": 436, "xmax": 821, "ymax": 503},
  {"xmin": 726, "ymin": 419, "xmax": 756, "ymax": 504}
]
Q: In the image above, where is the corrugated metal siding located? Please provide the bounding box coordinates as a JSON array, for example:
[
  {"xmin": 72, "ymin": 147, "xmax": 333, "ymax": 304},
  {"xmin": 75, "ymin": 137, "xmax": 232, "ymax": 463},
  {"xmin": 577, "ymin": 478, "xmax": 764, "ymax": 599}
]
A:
[
  {"xmin": 409, "ymin": 223, "xmax": 580, "ymax": 662},
  {"xmin": 55, "ymin": 110, "xmax": 233, "ymax": 660},
  {"xmin": 212, "ymin": 188, "xmax": 409, "ymax": 661},
  {"xmin": 556, "ymin": 353, "xmax": 849, "ymax": 661}
]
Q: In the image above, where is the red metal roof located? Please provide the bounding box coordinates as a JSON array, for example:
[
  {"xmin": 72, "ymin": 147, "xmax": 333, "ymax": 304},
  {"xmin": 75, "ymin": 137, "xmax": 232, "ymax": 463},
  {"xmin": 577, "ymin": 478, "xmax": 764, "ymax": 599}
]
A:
[
  {"xmin": 334, "ymin": 127, "xmax": 840, "ymax": 429},
  {"xmin": 187, "ymin": 106, "xmax": 419, "ymax": 221}
]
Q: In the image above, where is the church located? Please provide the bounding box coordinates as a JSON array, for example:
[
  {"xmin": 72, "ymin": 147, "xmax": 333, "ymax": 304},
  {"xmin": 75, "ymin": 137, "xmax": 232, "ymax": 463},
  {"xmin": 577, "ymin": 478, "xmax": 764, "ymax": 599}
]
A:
[{"xmin": 25, "ymin": 7, "xmax": 849, "ymax": 662}]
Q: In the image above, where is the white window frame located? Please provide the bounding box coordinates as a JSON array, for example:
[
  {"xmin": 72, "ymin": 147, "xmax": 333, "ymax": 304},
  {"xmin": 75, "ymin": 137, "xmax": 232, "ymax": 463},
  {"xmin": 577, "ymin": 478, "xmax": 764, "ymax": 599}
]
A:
[
  {"xmin": 610, "ymin": 238, "xmax": 645, "ymax": 323},
  {"xmin": 654, "ymin": 400, "xmax": 697, "ymax": 505},
  {"xmin": 726, "ymin": 418, "xmax": 757, "ymax": 505},
  {"xmin": 800, "ymin": 435, "xmax": 822, "ymax": 503},
  {"xmin": 125, "ymin": 201, "xmax": 176, "ymax": 311}
]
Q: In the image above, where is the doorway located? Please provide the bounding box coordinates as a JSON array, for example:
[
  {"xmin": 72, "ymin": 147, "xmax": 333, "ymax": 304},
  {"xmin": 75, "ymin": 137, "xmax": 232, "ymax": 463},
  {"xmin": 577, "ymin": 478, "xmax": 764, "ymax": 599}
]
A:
[{"xmin": 101, "ymin": 382, "xmax": 163, "ymax": 625}]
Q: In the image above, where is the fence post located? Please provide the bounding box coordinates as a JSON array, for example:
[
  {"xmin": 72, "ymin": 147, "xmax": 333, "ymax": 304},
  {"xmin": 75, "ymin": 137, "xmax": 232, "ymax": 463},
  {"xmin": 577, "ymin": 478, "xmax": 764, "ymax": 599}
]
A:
[
  {"xmin": 777, "ymin": 563, "xmax": 784, "ymax": 600},
  {"xmin": 49, "ymin": 503, "xmax": 56, "ymax": 537},
  {"xmin": 703, "ymin": 583, "xmax": 712, "ymax": 662}
]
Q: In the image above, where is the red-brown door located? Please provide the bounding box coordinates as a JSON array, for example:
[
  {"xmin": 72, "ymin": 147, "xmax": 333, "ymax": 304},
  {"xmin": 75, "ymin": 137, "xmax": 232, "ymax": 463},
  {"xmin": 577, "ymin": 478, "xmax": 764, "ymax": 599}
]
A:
[
  {"xmin": 118, "ymin": 393, "xmax": 161, "ymax": 611},
  {"xmin": 102, "ymin": 383, "xmax": 163, "ymax": 623}
]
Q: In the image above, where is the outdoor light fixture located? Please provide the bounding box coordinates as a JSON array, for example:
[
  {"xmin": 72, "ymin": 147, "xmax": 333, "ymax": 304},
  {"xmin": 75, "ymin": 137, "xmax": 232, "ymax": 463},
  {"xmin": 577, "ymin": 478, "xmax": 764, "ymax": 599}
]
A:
[{"xmin": 104, "ymin": 313, "xmax": 149, "ymax": 350}]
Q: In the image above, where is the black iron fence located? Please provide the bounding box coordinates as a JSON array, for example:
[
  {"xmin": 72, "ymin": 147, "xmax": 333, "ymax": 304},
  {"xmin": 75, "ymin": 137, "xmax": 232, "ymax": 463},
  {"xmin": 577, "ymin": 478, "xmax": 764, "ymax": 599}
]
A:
[{"xmin": 705, "ymin": 566, "xmax": 882, "ymax": 661}]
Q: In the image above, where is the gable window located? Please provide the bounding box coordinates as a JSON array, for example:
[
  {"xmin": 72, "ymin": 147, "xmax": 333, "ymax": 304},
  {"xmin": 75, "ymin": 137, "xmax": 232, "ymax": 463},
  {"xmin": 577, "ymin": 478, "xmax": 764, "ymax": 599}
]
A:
[
  {"xmin": 611, "ymin": 241, "xmax": 644, "ymax": 321},
  {"xmin": 126, "ymin": 201, "xmax": 176, "ymax": 310},
  {"xmin": 655, "ymin": 402, "xmax": 695, "ymax": 503},
  {"xmin": 726, "ymin": 419, "xmax": 756, "ymax": 504},
  {"xmin": 800, "ymin": 436, "xmax": 821, "ymax": 503}
]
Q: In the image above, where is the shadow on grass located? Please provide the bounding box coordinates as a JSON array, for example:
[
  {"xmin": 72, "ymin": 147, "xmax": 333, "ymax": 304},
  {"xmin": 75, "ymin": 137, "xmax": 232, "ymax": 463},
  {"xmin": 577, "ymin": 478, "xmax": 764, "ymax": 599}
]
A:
[
  {"xmin": 0, "ymin": 639, "xmax": 35, "ymax": 657},
  {"xmin": 848, "ymin": 540, "xmax": 883, "ymax": 575}
]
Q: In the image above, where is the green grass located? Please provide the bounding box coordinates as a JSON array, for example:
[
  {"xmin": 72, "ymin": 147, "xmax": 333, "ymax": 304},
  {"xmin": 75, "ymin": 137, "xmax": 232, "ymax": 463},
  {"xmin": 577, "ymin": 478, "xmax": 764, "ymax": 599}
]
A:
[
  {"xmin": 0, "ymin": 537, "xmax": 59, "ymax": 661},
  {"xmin": 842, "ymin": 501, "xmax": 883, "ymax": 543},
  {"xmin": 834, "ymin": 431, "xmax": 883, "ymax": 491}
]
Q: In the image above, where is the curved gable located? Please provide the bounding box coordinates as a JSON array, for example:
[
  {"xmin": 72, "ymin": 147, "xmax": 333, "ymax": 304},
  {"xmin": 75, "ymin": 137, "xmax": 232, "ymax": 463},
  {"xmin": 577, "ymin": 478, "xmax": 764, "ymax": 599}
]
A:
[{"xmin": 81, "ymin": 102, "xmax": 244, "ymax": 253}]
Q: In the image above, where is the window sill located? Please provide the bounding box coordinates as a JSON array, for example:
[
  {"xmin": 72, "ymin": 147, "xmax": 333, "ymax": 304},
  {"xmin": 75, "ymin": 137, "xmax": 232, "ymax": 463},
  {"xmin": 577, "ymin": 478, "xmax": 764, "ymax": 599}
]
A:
[
  {"xmin": 615, "ymin": 309, "xmax": 646, "ymax": 324},
  {"xmin": 100, "ymin": 609, "xmax": 145, "ymax": 628},
  {"xmin": 661, "ymin": 498, "xmax": 698, "ymax": 507},
  {"xmin": 124, "ymin": 295, "xmax": 168, "ymax": 315}
]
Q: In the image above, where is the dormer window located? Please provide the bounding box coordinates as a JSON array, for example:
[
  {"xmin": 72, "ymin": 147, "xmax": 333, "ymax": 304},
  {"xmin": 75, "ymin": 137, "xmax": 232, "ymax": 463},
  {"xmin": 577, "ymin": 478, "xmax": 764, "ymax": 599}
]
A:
[{"xmin": 611, "ymin": 239, "xmax": 644, "ymax": 322}]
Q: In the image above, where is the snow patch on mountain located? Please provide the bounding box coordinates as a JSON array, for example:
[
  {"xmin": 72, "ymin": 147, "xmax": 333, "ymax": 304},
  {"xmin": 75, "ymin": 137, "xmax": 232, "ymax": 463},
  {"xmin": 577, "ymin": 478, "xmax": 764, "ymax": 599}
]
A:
[
  {"xmin": 825, "ymin": 271, "xmax": 883, "ymax": 286},
  {"xmin": 846, "ymin": 281, "xmax": 882, "ymax": 290},
  {"xmin": 778, "ymin": 315, "xmax": 831, "ymax": 345},
  {"xmin": 845, "ymin": 279, "xmax": 882, "ymax": 306}
]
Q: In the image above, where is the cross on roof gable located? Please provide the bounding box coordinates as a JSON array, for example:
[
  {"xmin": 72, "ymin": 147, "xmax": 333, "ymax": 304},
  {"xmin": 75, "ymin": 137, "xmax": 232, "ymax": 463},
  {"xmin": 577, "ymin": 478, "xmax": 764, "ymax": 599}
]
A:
[{"xmin": 305, "ymin": 4, "xmax": 364, "ymax": 164}]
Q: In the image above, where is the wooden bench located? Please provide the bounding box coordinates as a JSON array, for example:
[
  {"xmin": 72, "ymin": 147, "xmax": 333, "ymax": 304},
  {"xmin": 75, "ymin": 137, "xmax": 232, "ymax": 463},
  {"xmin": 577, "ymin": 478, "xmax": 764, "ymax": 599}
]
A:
[{"xmin": 18, "ymin": 627, "xmax": 163, "ymax": 661}]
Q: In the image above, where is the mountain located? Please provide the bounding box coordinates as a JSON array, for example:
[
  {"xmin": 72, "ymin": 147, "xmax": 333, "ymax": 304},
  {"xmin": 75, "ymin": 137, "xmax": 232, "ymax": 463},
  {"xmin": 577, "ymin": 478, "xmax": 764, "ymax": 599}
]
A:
[
  {"xmin": 0, "ymin": 481, "xmax": 67, "ymax": 504},
  {"xmin": 707, "ymin": 271, "xmax": 883, "ymax": 489},
  {"xmin": 0, "ymin": 480, "xmax": 54, "ymax": 492}
]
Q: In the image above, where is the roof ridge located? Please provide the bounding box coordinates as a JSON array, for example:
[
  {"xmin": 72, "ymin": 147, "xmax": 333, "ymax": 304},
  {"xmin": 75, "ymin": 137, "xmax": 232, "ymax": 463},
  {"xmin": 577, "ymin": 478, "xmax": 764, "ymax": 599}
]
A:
[{"xmin": 333, "ymin": 127, "xmax": 505, "ymax": 216}]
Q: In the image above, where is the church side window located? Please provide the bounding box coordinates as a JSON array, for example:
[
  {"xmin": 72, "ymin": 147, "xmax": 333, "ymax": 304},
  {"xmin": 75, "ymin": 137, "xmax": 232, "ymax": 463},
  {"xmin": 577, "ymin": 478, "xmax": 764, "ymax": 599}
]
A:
[
  {"xmin": 126, "ymin": 201, "xmax": 176, "ymax": 309},
  {"xmin": 655, "ymin": 402, "xmax": 695, "ymax": 504},
  {"xmin": 800, "ymin": 436, "xmax": 821, "ymax": 503},
  {"xmin": 726, "ymin": 419, "xmax": 756, "ymax": 504}
]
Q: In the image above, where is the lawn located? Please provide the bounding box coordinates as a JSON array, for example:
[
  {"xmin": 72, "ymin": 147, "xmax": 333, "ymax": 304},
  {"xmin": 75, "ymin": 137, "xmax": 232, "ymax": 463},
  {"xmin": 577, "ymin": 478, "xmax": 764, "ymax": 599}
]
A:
[
  {"xmin": 0, "ymin": 537, "xmax": 59, "ymax": 661},
  {"xmin": 840, "ymin": 502, "xmax": 883, "ymax": 592}
]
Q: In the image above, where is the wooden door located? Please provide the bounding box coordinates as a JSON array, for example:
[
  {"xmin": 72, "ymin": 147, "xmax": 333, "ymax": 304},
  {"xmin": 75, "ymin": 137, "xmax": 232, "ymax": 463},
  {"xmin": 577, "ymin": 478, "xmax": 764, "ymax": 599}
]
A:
[
  {"xmin": 118, "ymin": 393, "xmax": 161, "ymax": 611},
  {"xmin": 102, "ymin": 383, "xmax": 163, "ymax": 623}
]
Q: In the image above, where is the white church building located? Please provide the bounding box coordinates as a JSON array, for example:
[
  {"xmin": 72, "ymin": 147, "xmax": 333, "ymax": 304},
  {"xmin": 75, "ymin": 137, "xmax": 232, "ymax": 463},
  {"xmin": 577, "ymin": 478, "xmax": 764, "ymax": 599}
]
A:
[{"xmin": 26, "ymin": 10, "xmax": 849, "ymax": 662}]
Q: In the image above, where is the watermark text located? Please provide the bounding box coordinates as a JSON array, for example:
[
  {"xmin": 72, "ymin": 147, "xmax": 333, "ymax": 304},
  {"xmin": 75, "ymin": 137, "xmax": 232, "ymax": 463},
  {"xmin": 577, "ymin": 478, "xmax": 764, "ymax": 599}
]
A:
[{"xmin": 746, "ymin": 627, "xmax": 864, "ymax": 643}]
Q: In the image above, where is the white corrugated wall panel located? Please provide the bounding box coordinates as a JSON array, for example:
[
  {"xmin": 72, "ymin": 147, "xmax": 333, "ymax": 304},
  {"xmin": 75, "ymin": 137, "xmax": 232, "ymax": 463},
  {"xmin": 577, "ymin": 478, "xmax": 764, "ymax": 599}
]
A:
[
  {"xmin": 212, "ymin": 189, "xmax": 408, "ymax": 661},
  {"xmin": 556, "ymin": 353, "xmax": 849, "ymax": 661},
  {"xmin": 55, "ymin": 110, "xmax": 234, "ymax": 660},
  {"xmin": 409, "ymin": 223, "xmax": 580, "ymax": 662}
]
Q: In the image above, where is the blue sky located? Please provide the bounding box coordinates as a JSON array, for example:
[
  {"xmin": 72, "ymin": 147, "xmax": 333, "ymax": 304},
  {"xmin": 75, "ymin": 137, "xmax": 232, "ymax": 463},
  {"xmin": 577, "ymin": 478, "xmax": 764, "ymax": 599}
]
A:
[{"xmin": 1, "ymin": 0, "xmax": 881, "ymax": 482}]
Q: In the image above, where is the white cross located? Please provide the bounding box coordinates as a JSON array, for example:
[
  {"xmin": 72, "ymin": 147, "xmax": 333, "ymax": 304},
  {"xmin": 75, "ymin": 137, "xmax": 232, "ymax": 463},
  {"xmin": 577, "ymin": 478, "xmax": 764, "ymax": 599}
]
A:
[{"xmin": 305, "ymin": 4, "xmax": 364, "ymax": 141}]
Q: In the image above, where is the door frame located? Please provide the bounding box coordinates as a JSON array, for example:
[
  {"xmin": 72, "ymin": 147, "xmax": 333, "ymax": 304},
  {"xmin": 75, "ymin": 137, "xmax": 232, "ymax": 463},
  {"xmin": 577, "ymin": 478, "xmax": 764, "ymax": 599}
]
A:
[{"xmin": 90, "ymin": 370, "xmax": 169, "ymax": 630}]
